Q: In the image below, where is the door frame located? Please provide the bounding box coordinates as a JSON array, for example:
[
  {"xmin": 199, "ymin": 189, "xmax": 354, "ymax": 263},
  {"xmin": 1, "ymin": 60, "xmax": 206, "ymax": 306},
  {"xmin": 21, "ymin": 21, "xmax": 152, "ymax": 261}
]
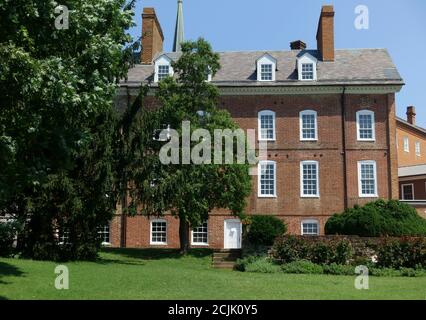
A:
[{"xmin": 223, "ymin": 219, "xmax": 242, "ymax": 249}]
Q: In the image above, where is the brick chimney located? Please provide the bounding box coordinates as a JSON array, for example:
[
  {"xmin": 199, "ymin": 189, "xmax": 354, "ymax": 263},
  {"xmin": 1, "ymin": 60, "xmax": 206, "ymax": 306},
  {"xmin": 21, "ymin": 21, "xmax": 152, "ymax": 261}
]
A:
[
  {"xmin": 290, "ymin": 40, "xmax": 307, "ymax": 50},
  {"xmin": 141, "ymin": 8, "xmax": 164, "ymax": 65},
  {"xmin": 316, "ymin": 5, "xmax": 335, "ymax": 62},
  {"xmin": 407, "ymin": 106, "xmax": 416, "ymax": 125}
]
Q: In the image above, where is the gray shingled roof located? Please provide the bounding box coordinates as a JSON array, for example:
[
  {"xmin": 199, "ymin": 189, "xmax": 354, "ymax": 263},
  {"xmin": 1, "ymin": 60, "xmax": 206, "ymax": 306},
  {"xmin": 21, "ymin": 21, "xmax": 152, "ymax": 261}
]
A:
[{"xmin": 121, "ymin": 48, "xmax": 403, "ymax": 87}]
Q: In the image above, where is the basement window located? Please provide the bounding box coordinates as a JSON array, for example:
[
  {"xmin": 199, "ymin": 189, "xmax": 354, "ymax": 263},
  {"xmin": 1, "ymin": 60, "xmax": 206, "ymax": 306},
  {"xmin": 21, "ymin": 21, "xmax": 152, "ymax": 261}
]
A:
[
  {"xmin": 301, "ymin": 220, "xmax": 319, "ymax": 236},
  {"xmin": 191, "ymin": 222, "xmax": 208, "ymax": 245},
  {"xmin": 98, "ymin": 224, "xmax": 110, "ymax": 245},
  {"xmin": 150, "ymin": 220, "xmax": 167, "ymax": 245}
]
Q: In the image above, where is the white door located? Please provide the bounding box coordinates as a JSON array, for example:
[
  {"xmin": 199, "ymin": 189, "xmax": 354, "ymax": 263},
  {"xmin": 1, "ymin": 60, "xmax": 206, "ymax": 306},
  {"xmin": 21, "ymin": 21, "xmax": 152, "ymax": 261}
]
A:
[{"xmin": 224, "ymin": 220, "xmax": 242, "ymax": 249}]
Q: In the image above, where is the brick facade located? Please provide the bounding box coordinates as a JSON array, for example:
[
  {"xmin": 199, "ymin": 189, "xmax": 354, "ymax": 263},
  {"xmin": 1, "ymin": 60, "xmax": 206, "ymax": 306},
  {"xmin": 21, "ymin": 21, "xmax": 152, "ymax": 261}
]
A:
[
  {"xmin": 109, "ymin": 4, "xmax": 404, "ymax": 250},
  {"xmin": 109, "ymin": 92, "xmax": 399, "ymax": 249}
]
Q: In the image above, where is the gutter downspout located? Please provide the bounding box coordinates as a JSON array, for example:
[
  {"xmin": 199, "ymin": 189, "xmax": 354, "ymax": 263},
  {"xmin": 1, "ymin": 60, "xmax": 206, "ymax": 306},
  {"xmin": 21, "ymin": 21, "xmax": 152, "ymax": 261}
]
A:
[{"xmin": 341, "ymin": 86, "xmax": 348, "ymax": 210}]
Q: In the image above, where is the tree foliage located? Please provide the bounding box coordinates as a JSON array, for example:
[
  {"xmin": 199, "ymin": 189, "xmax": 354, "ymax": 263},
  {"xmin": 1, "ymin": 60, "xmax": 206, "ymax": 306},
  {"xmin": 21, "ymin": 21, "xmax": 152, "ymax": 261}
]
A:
[
  {"xmin": 0, "ymin": 0, "xmax": 136, "ymax": 260},
  {"xmin": 123, "ymin": 39, "xmax": 252, "ymax": 253},
  {"xmin": 325, "ymin": 200, "xmax": 426, "ymax": 237}
]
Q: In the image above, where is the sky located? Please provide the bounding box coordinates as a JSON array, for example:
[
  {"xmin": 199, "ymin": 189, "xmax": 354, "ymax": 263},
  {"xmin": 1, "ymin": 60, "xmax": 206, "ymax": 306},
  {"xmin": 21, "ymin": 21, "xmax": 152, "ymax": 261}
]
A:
[{"xmin": 129, "ymin": 0, "xmax": 426, "ymax": 127}]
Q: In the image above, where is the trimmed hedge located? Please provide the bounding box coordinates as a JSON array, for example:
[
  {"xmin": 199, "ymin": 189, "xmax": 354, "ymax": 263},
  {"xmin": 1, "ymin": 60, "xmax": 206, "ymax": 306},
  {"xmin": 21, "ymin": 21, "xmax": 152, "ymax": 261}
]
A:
[
  {"xmin": 376, "ymin": 237, "xmax": 426, "ymax": 269},
  {"xmin": 272, "ymin": 236, "xmax": 352, "ymax": 265},
  {"xmin": 325, "ymin": 199, "xmax": 426, "ymax": 237},
  {"xmin": 245, "ymin": 215, "xmax": 286, "ymax": 246}
]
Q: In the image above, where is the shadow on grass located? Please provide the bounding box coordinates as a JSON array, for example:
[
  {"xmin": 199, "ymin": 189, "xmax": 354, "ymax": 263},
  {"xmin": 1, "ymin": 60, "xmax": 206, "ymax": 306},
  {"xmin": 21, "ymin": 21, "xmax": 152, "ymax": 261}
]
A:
[
  {"xmin": 98, "ymin": 248, "xmax": 213, "ymax": 264},
  {"xmin": 0, "ymin": 261, "xmax": 25, "ymax": 286}
]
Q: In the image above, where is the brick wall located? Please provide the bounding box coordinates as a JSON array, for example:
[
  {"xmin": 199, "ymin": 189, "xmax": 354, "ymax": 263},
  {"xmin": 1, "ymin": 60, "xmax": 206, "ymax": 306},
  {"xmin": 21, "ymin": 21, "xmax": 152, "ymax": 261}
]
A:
[
  {"xmin": 396, "ymin": 121, "xmax": 426, "ymax": 167},
  {"xmin": 110, "ymin": 92, "xmax": 397, "ymax": 248}
]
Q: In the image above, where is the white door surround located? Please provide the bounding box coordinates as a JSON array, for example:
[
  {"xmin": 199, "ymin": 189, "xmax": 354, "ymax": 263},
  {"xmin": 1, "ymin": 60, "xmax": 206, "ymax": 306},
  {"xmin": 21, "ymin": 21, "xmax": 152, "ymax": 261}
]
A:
[{"xmin": 224, "ymin": 219, "xmax": 242, "ymax": 249}]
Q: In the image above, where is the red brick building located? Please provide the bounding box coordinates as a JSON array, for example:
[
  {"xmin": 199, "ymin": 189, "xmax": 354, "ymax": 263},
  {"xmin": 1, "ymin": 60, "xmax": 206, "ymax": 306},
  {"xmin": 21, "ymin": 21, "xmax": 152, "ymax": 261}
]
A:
[
  {"xmin": 109, "ymin": 3, "xmax": 404, "ymax": 249},
  {"xmin": 397, "ymin": 106, "xmax": 426, "ymax": 218}
]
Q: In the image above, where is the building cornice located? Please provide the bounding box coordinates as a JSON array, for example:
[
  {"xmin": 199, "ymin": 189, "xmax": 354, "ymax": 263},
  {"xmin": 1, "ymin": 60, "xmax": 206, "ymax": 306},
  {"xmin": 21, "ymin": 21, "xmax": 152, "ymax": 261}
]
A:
[{"xmin": 118, "ymin": 84, "xmax": 403, "ymax": 97}]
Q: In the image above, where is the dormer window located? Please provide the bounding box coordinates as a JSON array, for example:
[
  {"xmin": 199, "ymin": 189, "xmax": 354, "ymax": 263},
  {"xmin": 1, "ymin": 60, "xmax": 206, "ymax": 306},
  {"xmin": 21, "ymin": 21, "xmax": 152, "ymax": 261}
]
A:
[
  {"xmin": 301, "ymin": 63, "xmax": 314, "ymax": 80},
  {"xmin": 158, "ymin": 65, "xmax": 170, "ymax": 81},
  {"xmin": 297, "ymin": 52, "xmax": 317, "ymax": 81},
  {"xmin": 256, "ymin": 54, "xmax": 277, "ymax": 82},
  {"xmin": 260, "ymin": 64, "xmax": 273, "ymax": 81},
  {"xmin": 154, "ymin": 54, "xmax": 174, "ymax": 83}
]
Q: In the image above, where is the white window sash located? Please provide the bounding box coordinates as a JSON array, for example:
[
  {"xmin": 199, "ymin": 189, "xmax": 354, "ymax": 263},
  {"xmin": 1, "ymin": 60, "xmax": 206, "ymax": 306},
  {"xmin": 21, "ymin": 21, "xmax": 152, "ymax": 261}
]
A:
[
  {"xmin": 401, "ymin": 184, "xmax": 414, "ymax": 200},
  {"xmin": 258, "ymin": 110, "xmax": 276, "ymax": 141},
  {"xmin": 356, "ymin": 110, "xmax": 376, "ymax": 141},
  {"xmin": 150, "ymin": 220, "xmax": 167, "ymax": 245},
  {"xmin": 191, "ymin": 222, "xmax": 208, "ymax": 246},
  {"xmin": 300, "ymin": 161, "xmax": 320, "ymax": 197},
  {"xmin": 258, "ymin": 161, "xmax": 277, "ymax": 198},
  {"xmin": 301, "ymin": 219, "xmax": 320, "ymax": 235},
  {"xmin": 299, "ymin": 110, "xmax": 318, "ymax": 141},
  {"xmin": 358, "ymin": 161, "xmax": 378, "ymax": 197}
]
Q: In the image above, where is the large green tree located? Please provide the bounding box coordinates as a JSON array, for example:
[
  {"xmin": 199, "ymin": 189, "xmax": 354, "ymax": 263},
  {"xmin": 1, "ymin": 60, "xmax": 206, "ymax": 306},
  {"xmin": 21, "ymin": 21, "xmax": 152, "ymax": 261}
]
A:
[
  {"xmin": 124, "ymin": 39, "xmax": 252, "ymax": 253},
  {"xmin": 0, "ymin": 0, "xmax": 136, "ymax": 260}
]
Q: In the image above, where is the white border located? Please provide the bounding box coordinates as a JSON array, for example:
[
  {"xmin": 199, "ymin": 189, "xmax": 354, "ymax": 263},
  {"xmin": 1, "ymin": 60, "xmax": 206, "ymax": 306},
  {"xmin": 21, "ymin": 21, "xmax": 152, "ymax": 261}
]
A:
[
  {"xmin": 300, "ymin": 160, "xmax": 320, "ymax": 198},
  {"xmin": 258, "ymin": 160, "xmax": 277, "ymax": 198},
  {"xmin": 356, "ymin": 110, "xmax": 376, "ymax": 142},
  {"xmin": 358, "ymin": 160, "xmax": 378, "ymax": 198},
  {"xmin": 299, "ymin": 110, "xmax": 318, "ymax": 141}
]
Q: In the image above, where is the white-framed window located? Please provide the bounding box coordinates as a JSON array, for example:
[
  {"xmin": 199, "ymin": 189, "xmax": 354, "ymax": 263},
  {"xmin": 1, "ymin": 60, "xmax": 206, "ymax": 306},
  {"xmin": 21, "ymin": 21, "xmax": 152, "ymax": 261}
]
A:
[
  {"xmin": 401, "ymin": 183, "xmax": 414, "ymax": 200},
  {"xmin": 260, "ymin": 64, "xmax": 273, "ymax": 81},
  {"xmin": 403, "ymin": 137, "xmax": 409, "ymax": 152},
  {"xmin": 58, "ymin": 230, "xmax": 69, "ymax": 244},
  {"xmin": 256, "ymin": 54, "xmax": 276, "ymax": 81},
  {"xmin": 297, "ymin": 53, "xmax": 317, "ymax": 81},
  {"xmin": 415, "ymin": 141, "xmax": 421, "ymax": 156},
  {"xmin": 154, "ymin": 55, "xmax": 174, "ymax": 83},
  {"xmin": 358, "ymin": 160, "xmax": 378, "ymax": 197},
  {"xmin": 150, "ymin": 219, "xmax": 167, "ymax": 245},
  {"xmin": 301, "ymin": 63, "xmax": 314, "ymax": 80},
  {"xmin": 258, "ymin": 110, "xmax": 276, "ymax": 141},
  {"xmin": 258, "ymin": 160, "xmax": 276, "ymax": 197},
  {"xmin": 191, "ymin": 222, "xmax": 208, "ymax": 245},
  {"xmin": 300, "ymin": 110, "xmax": 318, "ymax": 141},
  {"xmin": 158, "ymin": 65, "xmax": 170, "ymax": 81},
  {"xmin": 356, "ymin": 110, "xmax": 375, "ymax": 141},
  {"xmin": 98, "ymin": 224, "xmax": 110, "ymax": 245},
  {"xmin": 301, "ymin": 219, "xmax": 319, "ymax": 236},
  {"xmin": 300, "ymin": 161, "xmax": 319, "ymax": 197}
]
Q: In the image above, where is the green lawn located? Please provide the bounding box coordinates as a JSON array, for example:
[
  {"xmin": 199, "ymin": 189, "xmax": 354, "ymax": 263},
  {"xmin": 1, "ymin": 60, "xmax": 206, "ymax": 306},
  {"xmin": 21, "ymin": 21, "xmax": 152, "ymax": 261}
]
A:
[{"xmin": 0, "ymin": 248, "xmax": 425, "ymax": 300}]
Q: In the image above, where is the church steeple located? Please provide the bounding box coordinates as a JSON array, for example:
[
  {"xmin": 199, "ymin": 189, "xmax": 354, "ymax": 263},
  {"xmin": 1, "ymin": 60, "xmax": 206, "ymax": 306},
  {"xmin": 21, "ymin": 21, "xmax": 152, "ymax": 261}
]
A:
[{"xmin": 173, "ymin": 0, "xmax": 184, "ymax": 52}]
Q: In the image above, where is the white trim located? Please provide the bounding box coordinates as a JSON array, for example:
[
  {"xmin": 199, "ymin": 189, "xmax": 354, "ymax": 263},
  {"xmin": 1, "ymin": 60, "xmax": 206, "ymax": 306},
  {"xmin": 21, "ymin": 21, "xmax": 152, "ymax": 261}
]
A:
[
  {"xmin": 297, "ymin": 53, "xmax": 318, "ymax": 81},
  {"xmin": 356, "ymin": 110, "xmax": 376, "ymax": 141},
  {"xmin": 299, "ymin": 110, "xmax": 318, "ymax": 141},
  {"xmin": 191, "ymin": 221, "xmax": 209, "ymax": 246},
  {"xmin": 258, "ymin": 160, "xmax": 277, "ymax": 198},
  {"xmin": 301, "ymin": 219, "xmax": 320, "ymax": 236},
  {"xmin": 154, "ymin": 55, "xmax": 174, "ymax": 83},
  {"xmin": 256, "ymin": 54, "xmax": 277, "ymax": 82},
  {"xmin": 401, "ymin": 183, "xmax": 415, "ymax": 200},
  {"xmin": 258, "ymin": 110, "xmax": 276, "ymax": 141},
  {"xmin": 357, "ymin": 160, "xmax": 378, "ymax": 198},
  {"xmin": 300, "ymin": 160, "xmax": 320, "ymax": 198},
  {"xmin": 150, "ymin": 219, "xmax": 168, "ymax": 245},
  {"xmin": 403, "ymin": 137, "xmax": 410, "ymax": 152},
  {"xmin": 415, "ymin": 141, "xmax": 421, "ymax": 157},
  {"xmin": 224, "ymin": 219, "xmax": 242, "ymax": 249}
]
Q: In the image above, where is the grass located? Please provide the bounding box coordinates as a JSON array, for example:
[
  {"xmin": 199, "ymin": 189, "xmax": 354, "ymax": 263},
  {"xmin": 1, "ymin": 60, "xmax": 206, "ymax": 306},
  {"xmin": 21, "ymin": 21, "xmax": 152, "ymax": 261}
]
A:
[{"xmin": 0, "ymin": 248, "xmax": 425, "ymax": 300}]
